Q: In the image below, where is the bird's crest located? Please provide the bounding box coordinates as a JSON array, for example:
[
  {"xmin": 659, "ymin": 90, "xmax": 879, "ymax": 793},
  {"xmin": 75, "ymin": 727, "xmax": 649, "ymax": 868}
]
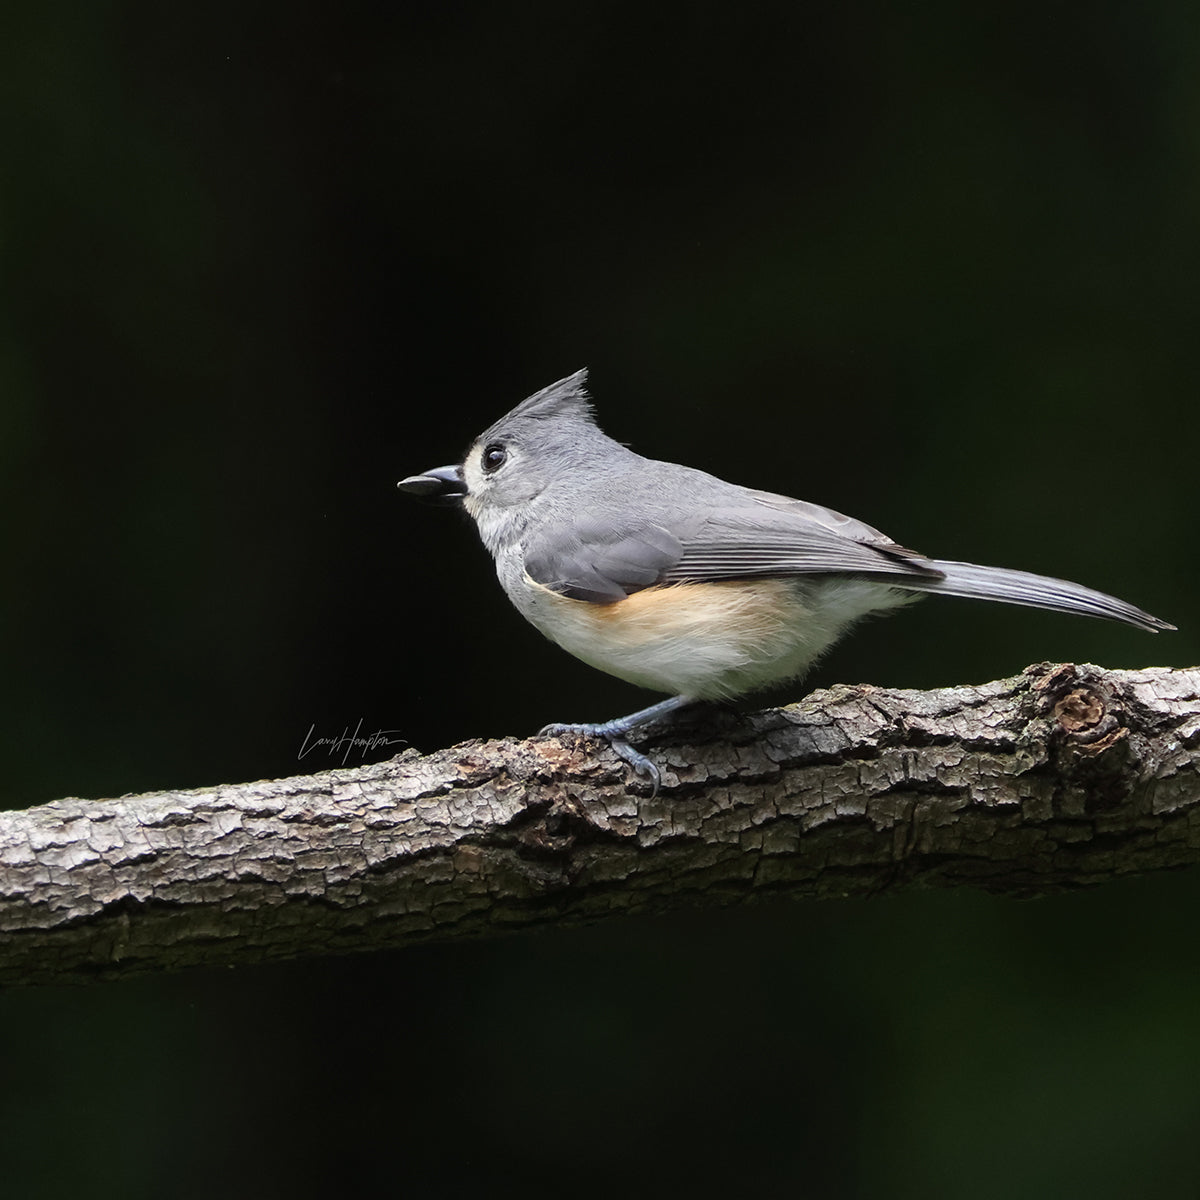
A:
[{"xmin": 502, "ymin": 369, "xmax": 595, "ymax": 425}]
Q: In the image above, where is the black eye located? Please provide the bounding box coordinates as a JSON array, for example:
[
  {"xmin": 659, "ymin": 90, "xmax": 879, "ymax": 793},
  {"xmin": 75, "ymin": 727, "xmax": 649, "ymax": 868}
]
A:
[{"xmin": 482, "ymin": 443, "xmax": 507, "ymax": 473}]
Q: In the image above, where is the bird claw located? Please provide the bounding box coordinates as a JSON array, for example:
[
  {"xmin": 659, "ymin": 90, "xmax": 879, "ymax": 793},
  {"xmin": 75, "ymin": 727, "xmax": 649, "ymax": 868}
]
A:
[
  {"xmin": 607, "ymin": 737, "xmax": 661, "ymax": 796},
  {"xmin": 539, "ymin": 722, "xmax": 661, "ymax": 796}
]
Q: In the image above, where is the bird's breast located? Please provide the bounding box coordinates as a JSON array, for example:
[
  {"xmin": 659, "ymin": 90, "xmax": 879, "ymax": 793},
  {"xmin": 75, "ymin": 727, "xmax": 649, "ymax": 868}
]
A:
[{"xmin": 510, "ymin": 574, "xmax": 861, "ymax": 699}]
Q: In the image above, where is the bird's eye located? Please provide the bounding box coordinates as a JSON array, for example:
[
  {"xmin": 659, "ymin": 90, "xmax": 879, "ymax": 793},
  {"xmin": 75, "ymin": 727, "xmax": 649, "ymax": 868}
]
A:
[{"xmin": 482, "ymin": 443, "xmax": 507, "ymax": 473}]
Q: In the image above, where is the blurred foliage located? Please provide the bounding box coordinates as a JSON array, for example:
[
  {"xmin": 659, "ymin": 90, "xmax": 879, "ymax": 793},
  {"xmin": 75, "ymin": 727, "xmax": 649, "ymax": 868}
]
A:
[{"xmin": 1, "ymin": 2, "xmax": 1198, "ymax": 1196}]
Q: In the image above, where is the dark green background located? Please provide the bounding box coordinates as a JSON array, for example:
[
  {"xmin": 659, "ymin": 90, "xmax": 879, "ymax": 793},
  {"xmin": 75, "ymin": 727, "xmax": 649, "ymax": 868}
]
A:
[{"xmin": 3, "ymin": 3, "xmax": 1198, "ymax": 1195}]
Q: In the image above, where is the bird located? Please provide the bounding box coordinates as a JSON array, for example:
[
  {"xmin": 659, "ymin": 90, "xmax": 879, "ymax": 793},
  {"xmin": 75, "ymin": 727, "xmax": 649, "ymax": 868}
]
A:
[{"xmin": 398, "ymin": 369, "xmax": 1174, "ymax": 792}]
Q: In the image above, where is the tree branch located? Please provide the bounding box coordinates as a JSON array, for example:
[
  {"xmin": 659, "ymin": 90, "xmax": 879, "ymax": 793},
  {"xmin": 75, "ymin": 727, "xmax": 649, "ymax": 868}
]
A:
[{"xmin": 2, "ymin": 662, "xmax": 1197, "ymax": 986}]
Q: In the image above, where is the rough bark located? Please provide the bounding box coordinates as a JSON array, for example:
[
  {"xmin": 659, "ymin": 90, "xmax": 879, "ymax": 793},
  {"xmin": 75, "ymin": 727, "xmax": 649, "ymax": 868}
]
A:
[{"xmin": 1, "ymin": 662, "xmax": 1197, "ymax": 986}]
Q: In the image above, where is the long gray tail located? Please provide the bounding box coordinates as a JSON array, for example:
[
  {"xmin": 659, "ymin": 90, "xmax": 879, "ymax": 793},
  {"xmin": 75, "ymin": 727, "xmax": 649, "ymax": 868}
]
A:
[{"xmin": 898, "ymin": 560, "xmax": 1175, "ymax": 633}]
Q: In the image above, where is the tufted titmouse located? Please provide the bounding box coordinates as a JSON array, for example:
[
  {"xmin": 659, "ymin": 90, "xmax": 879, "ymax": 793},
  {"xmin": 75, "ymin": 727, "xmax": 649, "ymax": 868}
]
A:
[{"xmin": 399, "ymin": 369, "xmax": 1174, "ymax": 791}]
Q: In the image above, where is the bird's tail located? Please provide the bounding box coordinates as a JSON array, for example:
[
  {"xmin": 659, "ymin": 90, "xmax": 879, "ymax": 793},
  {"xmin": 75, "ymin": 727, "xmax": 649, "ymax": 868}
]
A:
[{"xmin": 896, "ymin": 559, "xmax": 1175, "ymax": 633}]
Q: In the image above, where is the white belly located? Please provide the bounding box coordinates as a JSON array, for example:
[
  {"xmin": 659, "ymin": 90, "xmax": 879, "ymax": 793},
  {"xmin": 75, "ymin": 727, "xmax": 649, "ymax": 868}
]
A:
[{"xmin": 510, "ymin": 573, "xmax": 913, "ymax": 700}]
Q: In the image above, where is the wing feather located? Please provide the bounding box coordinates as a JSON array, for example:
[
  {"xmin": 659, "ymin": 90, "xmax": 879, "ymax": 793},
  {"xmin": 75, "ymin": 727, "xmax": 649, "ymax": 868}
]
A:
[{"xmin": 521, "ymin": 489, "xmax": 943, "ymax": 603}]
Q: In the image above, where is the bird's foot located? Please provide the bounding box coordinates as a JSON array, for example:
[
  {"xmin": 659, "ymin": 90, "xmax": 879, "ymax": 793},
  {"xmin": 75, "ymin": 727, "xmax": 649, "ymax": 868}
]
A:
[
  {"xmin": 538, "ymin": 696, "xmax": 700, "ymax": 797},
  {"xmin": 539, "ymin": 719, "xmax": 661, "ymax": 795}
]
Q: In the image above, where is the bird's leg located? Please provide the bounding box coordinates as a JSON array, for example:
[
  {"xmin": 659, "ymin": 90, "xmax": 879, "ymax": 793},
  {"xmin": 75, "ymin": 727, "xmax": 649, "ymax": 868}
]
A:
[{"xmin": 539, "ymin": 695, "xmax": 700, "ymax": 796}]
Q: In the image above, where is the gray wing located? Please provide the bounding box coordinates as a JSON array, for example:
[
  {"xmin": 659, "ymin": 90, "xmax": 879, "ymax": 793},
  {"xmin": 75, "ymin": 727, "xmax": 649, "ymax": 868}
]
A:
[
  {"xmin": 523, "ymin": 516, "xmax": 686, "ymax": 603},
  {"xmin": 663, "ymin": 488, "xmax": 944, "ymax": 584},
  {"xmin": 522, "ymin": 489, "xmax": 944, "ymax": 603}
]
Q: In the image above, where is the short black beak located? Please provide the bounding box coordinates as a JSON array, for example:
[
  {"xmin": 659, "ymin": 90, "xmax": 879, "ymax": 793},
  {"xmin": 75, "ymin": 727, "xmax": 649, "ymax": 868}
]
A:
[{"xmin": 396, "ymin": 464, "xmax": 467, "ymax": 504}]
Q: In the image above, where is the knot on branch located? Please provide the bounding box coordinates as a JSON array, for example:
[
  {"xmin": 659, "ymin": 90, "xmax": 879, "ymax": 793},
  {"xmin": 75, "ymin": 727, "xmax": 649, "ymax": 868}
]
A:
[
  {"xmin": 1029, "ymin": 662, "xmax": 1142, "ymax": 813},
  {"xmin": 1036, "ymin": 663, "xmax": 1126, "ymax": 754}
]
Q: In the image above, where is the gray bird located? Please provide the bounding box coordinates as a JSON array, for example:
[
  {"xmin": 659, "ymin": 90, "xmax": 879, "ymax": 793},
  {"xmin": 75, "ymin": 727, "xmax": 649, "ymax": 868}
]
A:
[{"xmin": 399, "ymin": 369, "xmax": 1174, "ymax": 791}]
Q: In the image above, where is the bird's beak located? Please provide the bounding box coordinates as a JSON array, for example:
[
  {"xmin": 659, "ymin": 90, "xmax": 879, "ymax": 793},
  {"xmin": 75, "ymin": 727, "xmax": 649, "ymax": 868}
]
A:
[{"xmin": 396, "ymin": 464, "xmax": 467, "ymax": 504}]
